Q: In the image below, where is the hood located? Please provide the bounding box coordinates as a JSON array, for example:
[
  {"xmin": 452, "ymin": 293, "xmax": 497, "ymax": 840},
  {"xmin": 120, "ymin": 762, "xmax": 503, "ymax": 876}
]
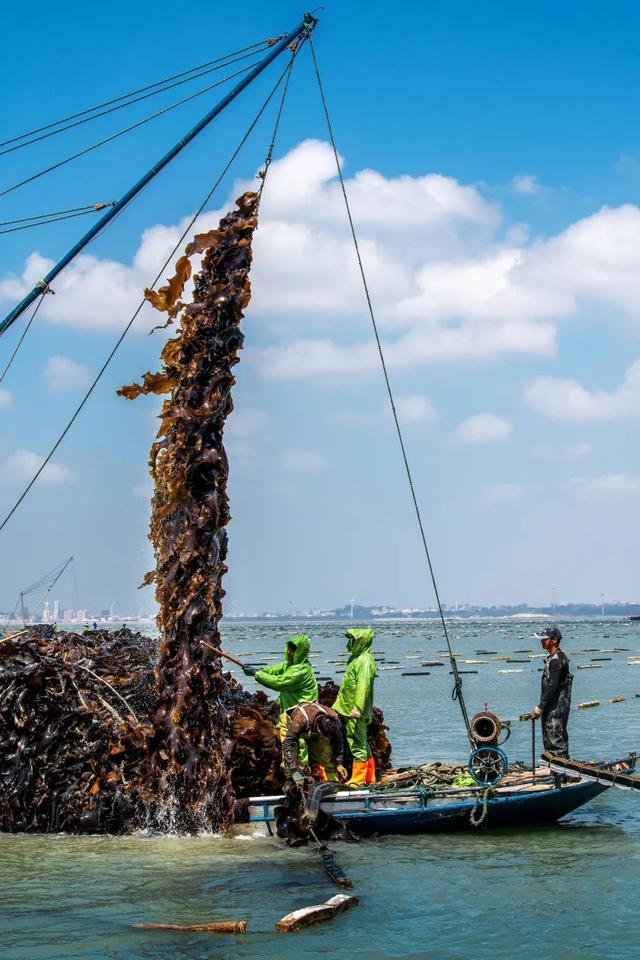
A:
[
  {"xmin": 285, "ymin": 634, "xmax": 311, "ymax": 663},
  {"xmin": 345, "ymin": 628, "xmax": 374, "ymax": 657}
]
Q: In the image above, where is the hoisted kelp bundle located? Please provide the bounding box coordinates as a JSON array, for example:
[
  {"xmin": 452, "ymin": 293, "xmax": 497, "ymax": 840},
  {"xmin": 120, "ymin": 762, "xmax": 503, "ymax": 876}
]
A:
[{"xmin": 119, "ymin": 191, "xmax": 268, "ymax": 829}]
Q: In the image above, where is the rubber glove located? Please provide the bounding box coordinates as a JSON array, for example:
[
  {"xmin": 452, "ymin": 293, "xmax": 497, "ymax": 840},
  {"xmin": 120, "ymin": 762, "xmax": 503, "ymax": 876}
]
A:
[
  {"xmin": 531, "ymin": 706, "xmax": 541, "ymax": 718},
  {"xmin": 336, "ymin": 764, "xmax": 348, "ymax": 782},
  {"xmin": 349, "ymin": 707, "xmax": 362, "ymax": 719},
  {"xmin": 243, "ymin": 665, "xmax": 257, "ymax": 677}
]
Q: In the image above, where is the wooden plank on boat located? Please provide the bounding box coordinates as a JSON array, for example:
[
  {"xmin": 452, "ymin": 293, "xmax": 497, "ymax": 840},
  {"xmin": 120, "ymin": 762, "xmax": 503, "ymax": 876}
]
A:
[
  {"xmin": 135, "ymin": 920, "xmax": 247, "ymax": 933},
  {"xmin": 542, "ymin": 753, "xmax": 640, "ymax": 791},
  {"xmin": 275, "ymin": 894, "xmax": 359, "ymax": 933}
]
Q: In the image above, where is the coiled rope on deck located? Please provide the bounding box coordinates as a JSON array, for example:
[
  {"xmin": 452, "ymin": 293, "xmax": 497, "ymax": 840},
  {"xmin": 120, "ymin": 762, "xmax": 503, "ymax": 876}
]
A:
[{"xmin": 307, "ymin": 34, "xmax": 470, "ymax": 735}]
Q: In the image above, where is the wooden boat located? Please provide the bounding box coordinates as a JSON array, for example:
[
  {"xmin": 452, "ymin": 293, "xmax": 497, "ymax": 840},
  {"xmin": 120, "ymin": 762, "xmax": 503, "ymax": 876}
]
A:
[{"xmin": 234, "ymin": 754, "xmax": 638, "ymax": 837}]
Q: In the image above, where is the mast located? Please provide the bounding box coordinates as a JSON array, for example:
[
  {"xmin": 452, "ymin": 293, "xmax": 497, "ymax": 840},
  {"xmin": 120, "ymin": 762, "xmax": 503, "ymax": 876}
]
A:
[{"xmin": 0, "ymin": 12, "xmax": 318, "ymax": 339}]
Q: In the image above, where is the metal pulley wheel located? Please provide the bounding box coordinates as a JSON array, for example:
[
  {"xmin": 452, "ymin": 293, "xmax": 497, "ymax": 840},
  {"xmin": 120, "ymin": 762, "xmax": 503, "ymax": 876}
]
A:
[{"xmin": 468, "ymin": 746, "xmax": 509, "ymax": 786}]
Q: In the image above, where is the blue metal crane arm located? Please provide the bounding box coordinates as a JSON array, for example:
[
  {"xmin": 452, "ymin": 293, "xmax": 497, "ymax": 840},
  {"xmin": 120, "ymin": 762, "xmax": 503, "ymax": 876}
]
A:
[{"xmin": 0, "ymin": 12, "xmax": 318, "ymax": 338}]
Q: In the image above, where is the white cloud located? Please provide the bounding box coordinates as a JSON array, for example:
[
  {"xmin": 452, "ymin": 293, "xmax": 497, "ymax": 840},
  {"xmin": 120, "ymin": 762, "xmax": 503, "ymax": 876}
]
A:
[
  {"xmin": 484, "ymin": 482, "xmax": 525, "ymax": 504},
  {"xmin": 44, "ymin": 355, "xmax": 91, "ymax": 392},
  {"xmin": 454, "ymin": 413, "xmax": 513, "ymax": 443},
  {"xmin": 225, "ymin": 408, "xmax": 268, "ymax": 438},
  {"xmin": 6, "ymin": 143, "xmax": 640, "ymax": 385},
  {"xmin": 524, "ymin": 359, "xmax": 640, "ymax": 421},
  {"xmin": 566, "ymin": 443, "xmax": 592, "ymax": 459},
  {"xmin": 2, "ymin": 449, "xmax": 74, "ymax": 485},
  {"xmin": 569, "ymin": 473, "xmax": 640, "ymax": 501},
  {"xmin": 392, "ymin": 394, "xmax": 438, "ymax": 425},
  {"xmin": 280, "ymin": 449, "xmax": 326, "ymax": 473},
  {"xmin": 0, "ymin": 387, "xmax": 13, "ymax": 410},
  {"xmin": 133, "ymin": 480, "xmax": 153, "ymax": 499},
  {"xmin": 510, "ymin": 174, "xmax": 545, "ymax": 196}
]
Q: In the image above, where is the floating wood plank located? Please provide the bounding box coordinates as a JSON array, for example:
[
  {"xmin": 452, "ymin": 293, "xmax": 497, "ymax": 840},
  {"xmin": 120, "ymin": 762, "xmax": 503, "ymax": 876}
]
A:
[
  {"xmin": 135, "ymin": 920, "xmax": 247, "ymax": 933},
  {"xmin": 577, "ymin": 664, "xmax": 602, "ymax": 670},
  {"xmin": 421, "ymin": 661, "xmax": 445, "ymax": 667},
  {"xmin": 401, "ymin": 671, "xmax": 431, "ymax": 676},
  {"xmin": 610, "ymin": 697, "xmax": 625, "ymax": 703},
  {"xmin": 578, "ymin": 700, "xmax": 600, "ymax": 709},
  {"xmin": 498, "ymin": 669, "xmax": 522, "ymax": 674},
  {"xmin": 276, "ymin": 894, "xmax": 359, "ymax": 933}
]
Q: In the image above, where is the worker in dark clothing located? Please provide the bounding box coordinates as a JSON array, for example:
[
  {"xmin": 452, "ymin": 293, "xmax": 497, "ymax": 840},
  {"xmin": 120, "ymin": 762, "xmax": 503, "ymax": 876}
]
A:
[
  {"xmin": 281, "ymin": 701, "xmax": 348, "ymax": 784},
  {"xmin": 529, "ymin": 626, "xmax": 572, "ymax": 758}
]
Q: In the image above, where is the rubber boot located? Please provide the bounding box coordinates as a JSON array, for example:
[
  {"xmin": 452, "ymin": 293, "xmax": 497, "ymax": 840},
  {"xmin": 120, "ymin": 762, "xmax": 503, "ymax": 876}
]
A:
[
  {"xmin": 347, "ymin": 760, "xmax": 368, "ymax": 787},
  {"xmin": 365, "ymin": 756, "xmax": 376, "ymax": 784}
]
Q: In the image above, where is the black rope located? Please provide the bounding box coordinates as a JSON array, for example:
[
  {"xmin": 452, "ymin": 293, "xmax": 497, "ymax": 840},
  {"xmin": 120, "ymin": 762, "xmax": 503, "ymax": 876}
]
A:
[
  {"xmin": 0, "ymin": 50, "xmax": 301, "ymax": 538},
  {"xmin": 0, "ymin": 59, "xmax": 263, "ymax": 199},
  {"xmin": 0, "ymin": 293, "xmax": 47, "ymax": 386},
  {"xmin": 0, "ymin": 38, "xmax": 279, "ymax": 149},
  {"xmin": 0, "ymin": 205, "xmax": 116, "ymax": 236},
  {"xmin": 0, "ymin": 203, "xmax": 115, "ymax": 227},
  {"xmin": 307, "ymin": 36, "xmax": 470, "ymax": 734},
  {"xmin": 0, "ymin": 47, "xmax": 270, "ymax": 158}
]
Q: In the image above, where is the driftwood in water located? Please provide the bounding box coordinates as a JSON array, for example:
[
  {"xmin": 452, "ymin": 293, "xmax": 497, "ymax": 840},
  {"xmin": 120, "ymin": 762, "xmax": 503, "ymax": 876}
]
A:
[
  {"xmin": 275, "ymin": 894, "xmax": 359, "ymax": 933},
  {"xmin": 119, "ymin": 191, "xmax": 260, "ymax": 828},
  {"xmin": 135, "ymin": 920, "xmax": 247, "ymax": 933}
]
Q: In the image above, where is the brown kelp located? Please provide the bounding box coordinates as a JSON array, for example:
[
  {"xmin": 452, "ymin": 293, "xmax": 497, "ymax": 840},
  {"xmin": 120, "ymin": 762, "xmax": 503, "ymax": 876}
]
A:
[
  {"xmin": 118, "ymin": 190, "xmax": 260, "ymax": 827},
  {"xmin": 0, "ymin": 189, "xmax": 393, "ymax": 834},
  {"xmin": 0, "ymin": 626, "xmax": 154, "ymax": 832}
]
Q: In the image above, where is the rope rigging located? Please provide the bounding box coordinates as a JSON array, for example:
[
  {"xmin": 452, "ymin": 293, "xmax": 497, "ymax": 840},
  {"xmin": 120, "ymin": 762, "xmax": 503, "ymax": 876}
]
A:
[
  {"xmin": 0, "ymin": 46, "xmax": 273, "ymax": 159},
  {"xmin": 0, "ymin": 203, "xmax": 116, "ymax": 236},
  {"xmin": 9, "ymin": 556, "xmax": 74, "ymax": 623},
  {"xmin": 306, "ymin": 35, "xmax": 471, "ymax": 735},
  {"xmin": 0, "ymin": 15, "xmax": 313, "ymax": 338},
  {"xmin": 0, "ymin": 37, "xmax": 281, "ymax": 150},
  {"xmin": 0, "ymin": 45, "xmax": 304, "ymax": 538},
  {"xmin": 0, "ymin": 59, "xmax": 268, "ymax": 199},
  {"xmin": 0, "ymin": 294, "xmax": 47, "ymax": 387}
]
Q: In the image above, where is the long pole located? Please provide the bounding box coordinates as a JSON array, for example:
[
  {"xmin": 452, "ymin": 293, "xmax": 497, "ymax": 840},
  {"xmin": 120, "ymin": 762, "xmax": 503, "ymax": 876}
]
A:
[{"xmin": 0, "ymin": 13, "xmax": 317, "ymax": 338}]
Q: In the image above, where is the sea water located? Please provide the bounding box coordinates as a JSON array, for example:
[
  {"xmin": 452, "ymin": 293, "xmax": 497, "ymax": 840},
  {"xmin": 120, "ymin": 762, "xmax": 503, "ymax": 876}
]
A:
[{"xmin": 2, "ymin": 619, "xmax": 640, "ymax": 959}]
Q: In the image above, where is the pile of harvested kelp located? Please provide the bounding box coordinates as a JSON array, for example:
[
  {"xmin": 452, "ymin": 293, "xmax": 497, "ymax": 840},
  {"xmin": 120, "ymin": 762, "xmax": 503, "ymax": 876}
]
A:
[
  {"xmin": 0, "ymin": 191, "xmax": 393, "ymax": 834},
  {"xmin": 0, "ymin": 626, "xmax": 153, "ymax": 832},
  {"xmin": 0, "ymin": 625, "xmax": 390, "ymax": 833}
]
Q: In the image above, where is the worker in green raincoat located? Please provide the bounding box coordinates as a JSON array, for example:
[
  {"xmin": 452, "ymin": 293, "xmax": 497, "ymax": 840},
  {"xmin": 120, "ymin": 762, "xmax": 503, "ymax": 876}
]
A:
[
  {"xmin": 333, "ymin": 627, "xmax": 377, "ymax": 786},
  {"xmin": 244, "ymin": 634, "xmax": 318, "ymax": 767}
]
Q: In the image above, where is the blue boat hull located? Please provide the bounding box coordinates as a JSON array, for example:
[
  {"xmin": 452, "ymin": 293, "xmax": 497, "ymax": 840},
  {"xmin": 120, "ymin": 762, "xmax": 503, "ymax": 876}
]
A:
[{"xmin": 331, "ymin": 781, "xmax": 608, "ymax": 836}]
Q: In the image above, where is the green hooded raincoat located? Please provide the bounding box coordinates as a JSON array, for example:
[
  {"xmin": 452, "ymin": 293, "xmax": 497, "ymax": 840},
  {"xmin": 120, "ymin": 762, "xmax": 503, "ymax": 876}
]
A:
[
  {"xmin": 254, "ymin": 634, "xmax": 318, "ymax": 714},
  {"xmin": 333, "ymin": 628, "xmax": 377, "ymax": 763},
  {"xmin": 333, "ymin": 628, "xmax": 377, "ymax": 721}
]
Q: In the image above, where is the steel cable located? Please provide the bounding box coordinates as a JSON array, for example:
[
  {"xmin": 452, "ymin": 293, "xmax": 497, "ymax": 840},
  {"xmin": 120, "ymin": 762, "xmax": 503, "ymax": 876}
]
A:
[
  {"xmin": 0, "ymin": 47, "xmax": 270, "ymax": 158},
  {"xmin": 0, "ymin": 59, "xmax": 264, "ymax": 199},
  {"xmin": 307, "ymin": 36, "xmax": 470, "ymax": 734},
  {"xmin": 0, "ymin": 49, "xmax": 301, "ymax": 537},
  {"xmin": 0, "ymin": 38, "xmax": 279, "ymax": 149}
]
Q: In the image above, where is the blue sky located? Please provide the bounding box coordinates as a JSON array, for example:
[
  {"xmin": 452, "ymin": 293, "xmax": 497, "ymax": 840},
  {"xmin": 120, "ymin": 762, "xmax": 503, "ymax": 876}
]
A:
[{"xmin": 1, "ymin": 1, "xmax": 640, "ymax": 616}]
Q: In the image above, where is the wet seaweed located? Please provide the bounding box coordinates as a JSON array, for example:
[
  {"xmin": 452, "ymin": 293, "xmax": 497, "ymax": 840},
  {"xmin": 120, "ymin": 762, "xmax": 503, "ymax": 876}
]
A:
[
  {"xmin": 0, "ymin": 190, "xmax": 393, "ymax": 834},
  {"xmin": 119, "ymin": 191, "xmax": 260, "ymax": 828}
]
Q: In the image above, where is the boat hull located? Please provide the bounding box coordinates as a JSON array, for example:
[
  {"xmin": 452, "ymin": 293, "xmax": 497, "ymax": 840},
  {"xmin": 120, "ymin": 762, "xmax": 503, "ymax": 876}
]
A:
[
  {"xmin": 239, "ymin": 779, "xmax": 609, "ymax": 838},
  {"xmin": 330, "ymin": 781, "xmax": 608, "ymax": 836}
]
